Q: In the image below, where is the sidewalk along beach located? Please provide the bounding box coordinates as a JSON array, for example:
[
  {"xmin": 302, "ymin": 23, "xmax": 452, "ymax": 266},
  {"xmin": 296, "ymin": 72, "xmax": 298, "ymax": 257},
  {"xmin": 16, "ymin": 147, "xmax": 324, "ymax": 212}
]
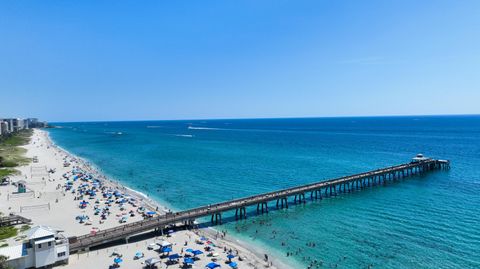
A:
[{"xmin": 0, "ymin": 129, "xmax": 294, "ymax": 269}]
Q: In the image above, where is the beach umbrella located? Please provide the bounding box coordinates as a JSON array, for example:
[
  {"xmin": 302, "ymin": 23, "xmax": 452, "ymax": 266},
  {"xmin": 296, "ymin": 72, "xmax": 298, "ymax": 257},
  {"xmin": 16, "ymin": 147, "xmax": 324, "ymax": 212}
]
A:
[
  {"xmin": 134, "ymin": 252, "xmax": 144, "ymax": 259},
  {"xmin": 114, "ymin": 257, "xmax": 123, "ymax": 264},
  {"xmin": 185, "ymin": 248, "xmax": 194, "ymax": 253},
  {"xmin": 228, "ymin": 262, "xmax": 238, "ymax": 268},
  {"xmin": 206, "ymin": 262, "xmax": 221, "ymax": 269},
  {"xmin": 192, "ymin": 250, "xmax": 203, "ymax": 256},
  {"xmin": 168, "ymin": 254, "xmax": 180, "ymax": 260},
  {"xmin": 184, "ymin": 257, "xmax": 194, "ymax": 265},
  {"xmin": 227, "ymin": 254, "xmax": 235, "ymax": 261},
  {"xmin": 162, "ymin": 247, "xmax": 172, "ymax": 253}
]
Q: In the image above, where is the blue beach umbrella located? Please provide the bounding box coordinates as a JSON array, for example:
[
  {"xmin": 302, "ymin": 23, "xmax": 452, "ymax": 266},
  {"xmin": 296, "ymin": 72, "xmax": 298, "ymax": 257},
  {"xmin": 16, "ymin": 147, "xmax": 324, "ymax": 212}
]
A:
[
  {"xmin": 184, "ymin": 257, "xmax": 194, "ymax": 264},
  {"xmin": 228, "ymin": 262, "xmax": 238, "ymax": 268},
  {"xmin": 192, "ymin": 250, "xmax": 203, "ymax": 256},
  {"xmin": 206, "ymin": 262, "xmax": 221, "ymax": 269},
  {"xmin": 168, "ymin": 253, "xmax": 180, "ymax": 260},
  {"xmin": 227, "ymin": 254, "xmax": 235, "ymax": 260},
  {"xmin": 185, "ymin": 248, "xmax": 194, "ymax": 253},
  {"xmin": 162, "ymin": 247, "xmax": 172, "ymax": 253},
  {"xmin": 114, "ymin": 257, "xmax": 123, "ymax": 264}
]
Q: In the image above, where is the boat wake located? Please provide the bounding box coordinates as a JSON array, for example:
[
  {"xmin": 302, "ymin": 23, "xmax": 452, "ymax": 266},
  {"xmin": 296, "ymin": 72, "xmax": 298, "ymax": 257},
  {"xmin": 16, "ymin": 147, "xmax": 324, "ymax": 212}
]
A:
[
  {"xmin": 187, "ymin": 126, "xmax": 221, "ymax": 130},
  {"xmin": 174, "ymin": 134, "xmax": 194, "ymax": 138}
]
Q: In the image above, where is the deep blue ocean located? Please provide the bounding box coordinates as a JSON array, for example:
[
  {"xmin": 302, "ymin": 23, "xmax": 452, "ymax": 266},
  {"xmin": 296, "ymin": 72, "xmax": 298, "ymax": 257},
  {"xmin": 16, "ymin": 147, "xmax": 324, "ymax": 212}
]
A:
[{"xmin": 48, "ymin": 116, "xmax": 480, "ymax": 268}]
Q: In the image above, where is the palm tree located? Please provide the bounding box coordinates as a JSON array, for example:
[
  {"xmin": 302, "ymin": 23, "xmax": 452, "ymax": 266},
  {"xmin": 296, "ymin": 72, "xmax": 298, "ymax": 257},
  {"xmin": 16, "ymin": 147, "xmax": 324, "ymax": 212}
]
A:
[{"xmin": 0, "ymin": 255, "xmax": 13, "ymax": 269}]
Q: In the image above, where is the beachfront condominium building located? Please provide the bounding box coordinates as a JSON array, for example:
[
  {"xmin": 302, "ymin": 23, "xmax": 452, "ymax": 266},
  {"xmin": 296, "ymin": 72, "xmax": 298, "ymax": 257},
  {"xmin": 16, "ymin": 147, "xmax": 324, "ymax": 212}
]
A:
[
  {"xmin": 4, "ymin": 118, "xmax": 14, "ymax": 132},
  {"xmin": 0, "ymin": 118, "xmax": 47, "ymax": 135},
  {"xmin": 1, "ymin": 118, "xmax": 22, "ymax": 132},
  {"xmin": 0, "ymin": 121, "xmax": 8, "ymax": 135},
  {"xmin": 26, "ymin": 118, "xmax": 48, "ymax": 128},
  {"xmin": 27, "ymin": 118, "xmax": 38, "ymax": 128},
  {"xmin": 0, "ymin": 226, "xmax": 70, "ymax": 269},
  {"xmin": 14, "ymin": 118, "xmax": 25, "ymax": 131}
]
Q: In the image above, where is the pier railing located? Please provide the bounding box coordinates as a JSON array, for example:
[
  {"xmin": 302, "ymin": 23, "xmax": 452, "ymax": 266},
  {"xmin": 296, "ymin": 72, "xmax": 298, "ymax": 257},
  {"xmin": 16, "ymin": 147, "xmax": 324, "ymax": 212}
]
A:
[
  {"xmin": 69, "ymin": 158, "xmax": 449, "ymax": 252},
  {"xmin": 0, "ymin": 215, "xmax": 32, "ymax": 227}
]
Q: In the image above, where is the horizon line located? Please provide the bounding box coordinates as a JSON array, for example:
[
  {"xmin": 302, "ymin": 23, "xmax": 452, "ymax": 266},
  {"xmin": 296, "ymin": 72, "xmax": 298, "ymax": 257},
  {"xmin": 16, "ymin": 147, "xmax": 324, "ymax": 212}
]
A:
[{"xmin": 48, "ymin": 113, "xmax": 480, "ymax": 124}]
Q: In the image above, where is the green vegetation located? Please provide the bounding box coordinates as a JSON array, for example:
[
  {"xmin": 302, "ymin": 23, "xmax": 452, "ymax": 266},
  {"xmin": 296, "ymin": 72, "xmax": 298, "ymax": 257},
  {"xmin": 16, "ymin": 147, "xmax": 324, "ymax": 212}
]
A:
[
  {"xmin": 0, "ymin": 254, "xmax": 14, "ymax": 269},
  {"xmin": 19, "ymin": 225, "xmax": 30, "ymax": 232},
  {"xmin": 0, "ymin": 169, "xmax": 17, "ymax": 178},
  {"xmin": 0, "ymin": 227, "xmax": 17, "ymax": 241},
  {"xmin": 0, "ymin": 242, "xmax": 7, "ymax": 248},
  {"xmin": 0, "ymin": 129, "xmax": 32, "ymax": 177}
]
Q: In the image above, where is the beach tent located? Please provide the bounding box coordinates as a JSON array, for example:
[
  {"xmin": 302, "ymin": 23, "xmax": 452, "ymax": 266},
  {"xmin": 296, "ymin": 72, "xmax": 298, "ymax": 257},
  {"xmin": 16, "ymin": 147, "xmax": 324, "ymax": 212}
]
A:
[
  {"xmin": 168, "ymin": 254, "xmax": 180, "ymax": 260},
  {"xmin": 134, "ymin": 251, "xmax": 144, "ymax": 259},
  {"xmin": 145, "ymin": 257, "xmax": 160, "ymax": 268},
  {"xmin": 148, "ymin": 243, "xmax": 159, "ymax": 250},
  {"xmin": 158, "ymin": 240, "xmax": 172, "ymax": 248},
  {"xmin": 227, "ymin": 254, "xmax": 235, "ymax": 260},
  {"xmin": 206, "ymin": 262, "xmax": 221, "ymax": 269},
  {"xmin": 184, "ymin": 257, "xmax": 195, "ymax": 265}
]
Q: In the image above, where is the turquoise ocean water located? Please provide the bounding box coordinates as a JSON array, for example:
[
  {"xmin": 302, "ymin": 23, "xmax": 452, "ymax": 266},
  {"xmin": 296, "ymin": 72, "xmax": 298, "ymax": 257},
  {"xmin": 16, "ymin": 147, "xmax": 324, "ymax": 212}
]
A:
[{"xmin": 48, "ymin": 116, "xmax": 480, "ymax": 268}]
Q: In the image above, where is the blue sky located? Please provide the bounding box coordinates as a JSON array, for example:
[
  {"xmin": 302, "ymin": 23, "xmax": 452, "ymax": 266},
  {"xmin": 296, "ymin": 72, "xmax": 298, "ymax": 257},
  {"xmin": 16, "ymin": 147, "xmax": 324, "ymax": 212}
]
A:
[{"xmin": 0, "ymin": 1, "xmax": 479, "ymax": 121}]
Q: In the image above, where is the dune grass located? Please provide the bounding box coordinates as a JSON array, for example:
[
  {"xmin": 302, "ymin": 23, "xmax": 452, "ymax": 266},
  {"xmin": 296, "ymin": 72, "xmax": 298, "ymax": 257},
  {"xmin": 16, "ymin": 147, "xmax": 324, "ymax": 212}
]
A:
[
  {"xmin": 0, "ymin": 169, "xmax": 17, "ymax": 178},
  {"xmin": 0, "ymin": 129, "xmax": 32, "ymax": 177},
  {"xmin": 0, "ymin": 226, "xmax": 18, "ymax": 241}
]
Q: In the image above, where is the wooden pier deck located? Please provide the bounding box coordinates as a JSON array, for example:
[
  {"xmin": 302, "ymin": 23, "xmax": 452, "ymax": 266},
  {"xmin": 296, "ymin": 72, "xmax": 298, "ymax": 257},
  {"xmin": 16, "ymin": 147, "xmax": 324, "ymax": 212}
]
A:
[
  {"xmin": 69, "ymin": 158, "xmax": 449, "ymax": 252},
  {"xmin": 0, "ymin": 215, "xmax": 31, "ymax": 227}
]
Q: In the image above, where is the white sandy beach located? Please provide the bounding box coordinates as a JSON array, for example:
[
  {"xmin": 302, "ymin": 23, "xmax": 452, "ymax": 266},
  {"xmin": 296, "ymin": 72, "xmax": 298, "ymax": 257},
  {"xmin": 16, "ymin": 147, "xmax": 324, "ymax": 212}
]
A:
[{"xmin": 0, "ymin": 129, "xmax": 289, "ymax": 269}]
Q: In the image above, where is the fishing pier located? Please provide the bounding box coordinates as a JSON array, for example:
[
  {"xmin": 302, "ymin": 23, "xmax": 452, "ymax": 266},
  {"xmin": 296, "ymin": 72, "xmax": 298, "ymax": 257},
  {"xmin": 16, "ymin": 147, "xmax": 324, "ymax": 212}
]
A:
[{"xmin": 69, "ymin": 158, "xmax": 450, "ymax": 252}]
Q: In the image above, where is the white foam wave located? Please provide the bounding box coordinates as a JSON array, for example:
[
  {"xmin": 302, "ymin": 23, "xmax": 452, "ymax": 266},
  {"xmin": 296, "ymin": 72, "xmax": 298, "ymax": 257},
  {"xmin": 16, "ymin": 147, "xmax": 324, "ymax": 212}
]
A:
[
  {"xmin": 175, "ymin": 134, "xmax": 194, "ymax": 138},
  {"xmin": 188, "ymin": 126, "xmax": 221, "ymax": 130},
  {"xmin": 105, "ymin": 131, "xmax": 124, "ymax": 135}
]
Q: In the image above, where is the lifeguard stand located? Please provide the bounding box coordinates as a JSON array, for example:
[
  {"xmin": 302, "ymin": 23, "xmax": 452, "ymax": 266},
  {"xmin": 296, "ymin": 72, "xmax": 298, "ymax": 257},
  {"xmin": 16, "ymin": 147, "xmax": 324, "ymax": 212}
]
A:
[{"xmin": 17, "ymin": 180, "xmax": 27, "ymax": 193}]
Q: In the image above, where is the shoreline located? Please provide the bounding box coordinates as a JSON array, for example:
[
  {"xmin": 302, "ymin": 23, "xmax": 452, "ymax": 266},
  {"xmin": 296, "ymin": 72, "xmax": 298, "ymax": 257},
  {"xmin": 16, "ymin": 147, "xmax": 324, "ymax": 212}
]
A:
[
  {"xmin": 44, "ymin": 135, "xmax": 167, "ymax": 215},
  {"xmin": 19, "ymin": 129, "xmax": 294, "ymax": 269}
]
